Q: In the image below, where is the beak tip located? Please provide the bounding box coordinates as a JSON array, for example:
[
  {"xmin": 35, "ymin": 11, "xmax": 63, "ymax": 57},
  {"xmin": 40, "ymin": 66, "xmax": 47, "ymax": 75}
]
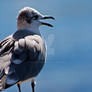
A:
[
  {"xmin": 41, "ymin": 22, "xmax": 54, "ymax": 27},
  {"xmin": 51, "ymin": 25, "xmax": 54, "ymax": 27},
  {"xmin": 52, "ymin": 17, "xmax": 55, "ymax": 20},
  {"xmin": 42, "ymin": 16, "xmax": 55, "ymax": 20}
]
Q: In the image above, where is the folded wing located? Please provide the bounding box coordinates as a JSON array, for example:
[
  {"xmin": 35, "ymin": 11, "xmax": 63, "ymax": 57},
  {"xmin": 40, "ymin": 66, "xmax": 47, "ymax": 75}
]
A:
[{"xmin": 0, "ymin": 30, "xmax": 46, "ymax": 90}]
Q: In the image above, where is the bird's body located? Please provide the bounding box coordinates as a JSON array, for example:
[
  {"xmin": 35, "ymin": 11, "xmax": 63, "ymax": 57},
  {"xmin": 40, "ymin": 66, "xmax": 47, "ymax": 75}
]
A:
[
  {"xmin": 0, "ymin": 30, "xmax": 46, "ymax": 90},
  {"xmin": 0, "ymin": 7, "xmax": 54, "ymax": 92}
]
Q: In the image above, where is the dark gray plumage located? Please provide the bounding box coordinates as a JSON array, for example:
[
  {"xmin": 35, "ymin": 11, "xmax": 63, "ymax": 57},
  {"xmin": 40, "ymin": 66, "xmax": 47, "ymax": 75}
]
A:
[{"xmin": 0, "ymin": 30, "xmax": 46, "ymax": 90}]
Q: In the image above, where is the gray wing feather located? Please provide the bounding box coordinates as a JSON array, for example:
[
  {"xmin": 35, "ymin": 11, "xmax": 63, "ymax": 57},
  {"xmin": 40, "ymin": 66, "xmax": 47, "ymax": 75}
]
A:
[
  {"xmin": 11, "ymin": 34, "xmax": 46, "ymax": 81},
  {"xmin": 11, "ymin": 35, "xmax": 42, "ymax": 64},
  {"xmin": 0, "ymin": 36, "xmax": 15, "ymax": 90},
  {"xmin": 0, "ymin": 30, "xmax": 46, "ymax": 90}
]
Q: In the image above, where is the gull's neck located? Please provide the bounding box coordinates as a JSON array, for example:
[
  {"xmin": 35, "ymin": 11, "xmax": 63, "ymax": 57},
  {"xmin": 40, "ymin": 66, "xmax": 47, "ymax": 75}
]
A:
[{"xmin": 17, "ymin": 21, "xmax": 41, "ymax": 35}]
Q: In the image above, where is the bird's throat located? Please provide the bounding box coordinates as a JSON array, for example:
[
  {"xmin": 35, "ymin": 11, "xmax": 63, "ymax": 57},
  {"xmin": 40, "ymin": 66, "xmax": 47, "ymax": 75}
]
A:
[{"xmin": 17, "ymin": 21, "xmax": 41, "ymax": 35}]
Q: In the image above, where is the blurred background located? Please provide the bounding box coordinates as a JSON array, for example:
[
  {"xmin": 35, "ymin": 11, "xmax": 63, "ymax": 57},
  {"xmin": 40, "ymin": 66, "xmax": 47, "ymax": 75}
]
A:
[{"xmin": 0, "ymin": 0, "xmax": 92, "ymax": 92}]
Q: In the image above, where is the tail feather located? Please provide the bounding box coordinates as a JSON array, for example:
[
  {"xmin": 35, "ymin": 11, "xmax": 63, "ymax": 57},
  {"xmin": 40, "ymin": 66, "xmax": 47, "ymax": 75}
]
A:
[{"xmin": 0, "ymin": 75, "xmax": 12, "ymax": 91}]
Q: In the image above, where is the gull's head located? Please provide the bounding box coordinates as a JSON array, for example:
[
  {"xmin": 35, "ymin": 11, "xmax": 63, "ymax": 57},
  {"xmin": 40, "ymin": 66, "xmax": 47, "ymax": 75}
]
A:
[{"xmin": 17, "ymin": 7, "xmax": 55, "ymax": 34}]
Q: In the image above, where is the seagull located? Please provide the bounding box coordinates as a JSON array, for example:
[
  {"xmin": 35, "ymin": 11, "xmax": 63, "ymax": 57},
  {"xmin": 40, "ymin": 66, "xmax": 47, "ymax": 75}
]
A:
[{"xmin": 0, "ymin": 7, "xmax": 54, "ymax": 92}]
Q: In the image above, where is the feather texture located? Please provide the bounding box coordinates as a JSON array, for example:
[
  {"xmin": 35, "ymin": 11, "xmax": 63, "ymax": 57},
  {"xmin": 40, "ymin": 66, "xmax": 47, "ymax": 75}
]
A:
[{"xmin": 0, "ymin": 30, "xmax": 46, "ymax": 90}]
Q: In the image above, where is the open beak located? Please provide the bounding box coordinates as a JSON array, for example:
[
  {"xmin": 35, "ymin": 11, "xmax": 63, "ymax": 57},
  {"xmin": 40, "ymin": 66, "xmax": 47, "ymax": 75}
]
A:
[{"xmin": 40, "ymin": 16, "xmax": 55, "ymax": 27}]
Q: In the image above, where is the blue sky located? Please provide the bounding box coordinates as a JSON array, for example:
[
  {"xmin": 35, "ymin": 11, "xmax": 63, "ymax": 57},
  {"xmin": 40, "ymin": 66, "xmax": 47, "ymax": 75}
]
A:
[{"xmin": 0, "ymin": 0, "xmax": 92, "ymax": 92}]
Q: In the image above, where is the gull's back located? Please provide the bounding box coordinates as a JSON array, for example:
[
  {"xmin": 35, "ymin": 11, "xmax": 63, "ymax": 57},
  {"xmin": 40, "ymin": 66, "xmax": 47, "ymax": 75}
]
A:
[{"xmin": 0, "ymin": 30, "xmax": 46, "ymax": 90}]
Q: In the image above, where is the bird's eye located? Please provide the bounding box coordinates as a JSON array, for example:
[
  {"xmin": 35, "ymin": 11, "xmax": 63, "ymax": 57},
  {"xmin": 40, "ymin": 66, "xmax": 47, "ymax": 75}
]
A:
[{"xmin": 33, "ymin": 15, "xmax": 38, "ymax": 20}]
